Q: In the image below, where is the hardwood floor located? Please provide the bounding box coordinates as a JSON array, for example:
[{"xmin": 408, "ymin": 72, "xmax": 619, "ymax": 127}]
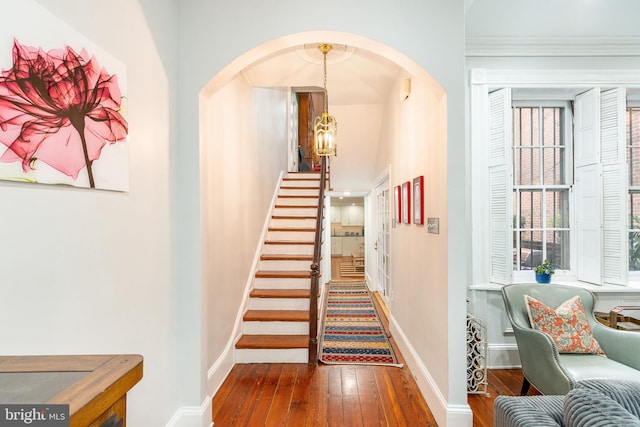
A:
[
  {"xmin": 212, "ymin": 277, "xmax": 534, "ymax": 426},
  {"xmin": 468, "ymin": 369, "xmax": 540, "ymax": 427},
  {"xmin": 331, "ymin": 255, "xmax": 365, "ymax": 281},
  {"xmin": 212, "ymin": 362, "xmax": 438, "ymax": 426},
  {"xmin": 212, "ymin": 364, "xmax": 534, "ymax": 426}
]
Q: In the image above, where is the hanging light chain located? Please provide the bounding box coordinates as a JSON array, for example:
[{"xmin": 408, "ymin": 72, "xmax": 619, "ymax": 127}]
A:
[{"xmin": 318, "ymin": 43, "xmax": 332, "ymax": 114}]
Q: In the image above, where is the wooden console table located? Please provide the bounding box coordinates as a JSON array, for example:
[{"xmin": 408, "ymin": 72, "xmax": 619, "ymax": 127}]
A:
[{"xmin": 0, "ymin": 354, "xmax": 143, "ymax": 427}]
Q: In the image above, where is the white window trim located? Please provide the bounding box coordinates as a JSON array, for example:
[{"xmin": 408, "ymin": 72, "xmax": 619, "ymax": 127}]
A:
[
  {"xmin": 511, "ymin": 101, "xmax": 574, "ymax": 284},
  {"xmin": 628, "ymin": 103, "xmax": 640, "ymax": 282},
  {"xmin": 470, "ymin": 68, "xmax": 640, "ymax": 287}
]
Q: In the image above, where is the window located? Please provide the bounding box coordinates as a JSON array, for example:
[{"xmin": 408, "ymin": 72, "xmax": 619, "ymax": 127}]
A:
[
  {"xmin": 512, "ymin": 105, "xmax": 571, "ymax": 272},
  {"xmin": 628, "ymin": 107, "xmax": 640, "ymax": 271},
  {"xmin": 483, "ymin": 85, "xmax": 628, "ymax": 286}
]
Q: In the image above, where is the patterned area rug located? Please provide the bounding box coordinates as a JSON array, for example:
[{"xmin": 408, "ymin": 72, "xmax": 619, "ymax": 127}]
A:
[{"xmin": 319, "ymin": 282, "xmax": 402, "ymax": 367}]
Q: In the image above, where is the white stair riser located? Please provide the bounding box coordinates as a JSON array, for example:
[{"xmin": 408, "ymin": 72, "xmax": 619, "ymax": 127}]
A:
[
  {"xmin": 282, "ymin": 180, "xmax": 321, "ymax": 188},
  {"xmin": 279, "ymin": 188, "xmax": 319, "ymax": 196},
  {"xmin": 242, "ymin": 320, "xmax": 309, "ymax": 335},
  {"xmin": 261, "ymin": 244, "xmax": 314, "ymax": 255},
  {"xmin": 266, "ymin": 231, "xmax": 315, "ymax": 241},
  {"xmin": 247, "ymin": 298, "xmax": 310, "ymax": 310},
  {"xmin": 259, "ymin": 259, "xmax": 312, "ymax": 270},
  {"xmin": 286, "ymin": 173, "xmax": 319, "ymax": 179},
  {"xmin": 253, "ymin": 277, "xmax": 312, "ymax": 289},
  {"xmin": 273, "ymin": 207, "xmax": 318, "ymax": 216},
  {"xmin": 276, "ymin": 198, "xmax": 318, "ymax": 207},
  {"xmin": 235, "ymin": 348, "xmax": 308, "ymax": 364},
  {"xmin": 270, "ymin": 218, "xmax": 317, "ymax": 228}
]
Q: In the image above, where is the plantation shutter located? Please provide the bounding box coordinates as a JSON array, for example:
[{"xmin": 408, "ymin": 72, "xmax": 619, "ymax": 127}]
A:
[
  {"xmin": 488, "ymin": 88, "xmax": 513, "ymax": 284},
  {"xmin": 574, "ymin": 88, "xmax": 602, "ymax": 284},
  {"xmin": 601, "ymin": 88, "xmax": 628, "ymax": 284}
]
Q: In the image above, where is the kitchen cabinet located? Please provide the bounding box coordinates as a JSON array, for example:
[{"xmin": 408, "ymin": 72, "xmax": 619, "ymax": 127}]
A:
[
  {"xmin": 341, "ymin": 205, "xmax": 364, "ymax": 226},
  {"xmin": 331, "ymin": 237, "xmax": 343, "ymax": 255},
  {"xmin": 342, "ymin": 236, "xmax": 364, "ymax": 256},
  {"xmin": 331, "ymin": 206, "xmax": 342, "ymax": 223}
]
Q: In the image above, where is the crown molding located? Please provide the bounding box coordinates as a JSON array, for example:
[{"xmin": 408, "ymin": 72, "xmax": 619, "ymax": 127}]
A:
[
  {"xmin": 466, "ymin": 36, "xmax": 640, "ymax": 57},
  {"xmin": 469, "ymin": 68, "xmax": 640, "ymax": 87}
]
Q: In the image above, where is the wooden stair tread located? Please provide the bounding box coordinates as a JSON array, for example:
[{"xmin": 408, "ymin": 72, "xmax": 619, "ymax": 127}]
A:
[
  {"xmin": 243, "ymin": 310, "xmax": 309, "ymax": 322},
  {"xmin": 264, "ymin": 240, "xmax": 314, "ymax": 245},
  {"xmin": 278, "ymin": 195, "xmax": 319, "ymax": 199},
  {"xmin": 280, "ymin": 186, "xmax": 320, "ymax": 190},
  {"xmin": 271, "ymin": 215, "xmax": 317, "ymax": 220},
  {"xmin": 260, "ymin": 254, "xmax": 313, "ymax": 261},
  {"xmin": 274, "ymin": 204, "xmax": 317, "ymax": 209},
  {"xmin": 283, "ymin": 177, "xmax": 320, "ymax": 180},
  {"xmin": 255, "ymin": 270, "xmax": 312, "ymax": 278},
  {"xmin": 235, "ymin": 334, "xmax": 308, "ymax": 349},
  {"xmin": 268, "ymin": 227, "xmax": 316, "ymax": 232},
  {"xmin": 250, "ymin": 289, "xmax": 310, "ymax": 298}
]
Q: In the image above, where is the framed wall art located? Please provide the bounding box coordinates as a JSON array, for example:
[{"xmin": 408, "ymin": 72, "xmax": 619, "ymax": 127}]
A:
[
  {"xmin": 402, "ymin": 181, "xmax": 411, "ymax": 224},
  {"xmin": 413, "ymin": 176, "xmax": 424, "ymax": 225},
  {"xmin": 394, "ymin": 185, "xmax": 401, "ymax": 225},
  {"xmin": 0, "ymin": 3, "xmax": 129, "ymax": 191}
]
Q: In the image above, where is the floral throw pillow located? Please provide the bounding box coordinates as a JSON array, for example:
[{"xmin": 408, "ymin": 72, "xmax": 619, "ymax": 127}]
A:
[{"xmin": 524, "ymin": 295, "xmax": 605, "ymax": 355}]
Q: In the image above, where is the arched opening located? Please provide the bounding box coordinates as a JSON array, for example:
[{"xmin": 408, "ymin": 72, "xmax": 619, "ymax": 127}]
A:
[{"xmin": 199, "ymin": 31, "xmax": 449, "ymax": 412}]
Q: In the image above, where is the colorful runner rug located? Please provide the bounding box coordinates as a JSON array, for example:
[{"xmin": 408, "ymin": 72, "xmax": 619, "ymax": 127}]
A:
[{"xmin": 319, "ymin": 282, "xmax": 402, "ymax": 367}]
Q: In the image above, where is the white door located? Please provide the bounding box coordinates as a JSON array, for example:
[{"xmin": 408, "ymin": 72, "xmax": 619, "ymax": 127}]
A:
[
  {"xmin": 288, "ymin": 90, "xmax": 299, "ymax": 172},
  {"xmin": 375, "ymin": 179, "xmax": 391, "ymax": 298}
]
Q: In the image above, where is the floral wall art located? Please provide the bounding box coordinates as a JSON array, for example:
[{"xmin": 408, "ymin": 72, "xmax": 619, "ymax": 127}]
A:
[{"xmin": 0, "ymin": 37, "xmax": 128, "ymax": 191}]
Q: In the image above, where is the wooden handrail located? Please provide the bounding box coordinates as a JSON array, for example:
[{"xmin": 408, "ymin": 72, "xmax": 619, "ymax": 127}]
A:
[{"xmin": 308, "ymin": 156, "xmax": 326, "ymax": 364}]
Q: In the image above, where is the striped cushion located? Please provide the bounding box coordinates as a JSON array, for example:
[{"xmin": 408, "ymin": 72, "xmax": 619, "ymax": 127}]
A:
[
  {"xmin": 563, "ymin": 386, "xmax": 640, "ymax": 427},
  {"xmin": 494, "ymin": 395, "xmax": 563, "ymax": 427},
  {"xmin": 574, "ymin": 380, "xmax": 640, "ymax": 419}
]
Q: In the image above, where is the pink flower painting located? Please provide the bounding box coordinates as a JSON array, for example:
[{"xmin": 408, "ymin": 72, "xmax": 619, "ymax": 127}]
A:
[{"xmin": 0, "ymin": 39, "xmax": 128, "ymax": 189}]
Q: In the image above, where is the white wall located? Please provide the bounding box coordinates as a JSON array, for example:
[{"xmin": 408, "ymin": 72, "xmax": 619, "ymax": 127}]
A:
[
  {"xmin": 1, "ymin": 1, "xmax": 178, "ymax": 425},
  {"xmin": 178, "ymin": 1, "xmax": 467, "ymax": 426},
  {"xmin": 202, "ymin": 78, "xmax": 288, "ymax": 368},
  {"xmin": 329, "ymin": 104, "xmax": 383, "ymax": 192},
  {"xmin": 375, "ymin": 75, "xmax": 470, "ymax": 424},
  {"xmin": 466, "ymin": 0, "xmax": 640, "ymax": 39}
]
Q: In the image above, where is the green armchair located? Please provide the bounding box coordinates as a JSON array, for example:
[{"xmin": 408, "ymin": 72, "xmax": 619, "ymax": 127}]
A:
[{"xmin": 502, "ymin": 283, "xmax": 640, "ymax": 395}]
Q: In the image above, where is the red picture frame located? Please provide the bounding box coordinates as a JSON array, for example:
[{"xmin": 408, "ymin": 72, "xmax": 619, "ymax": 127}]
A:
[
  {"xmin": 402, "ymin": 181, "xmax": 411, "ymax": 224},
  {"xmin": 413, "ymin": 176, "xmax": 424, "ymax": 225},
  {"xmin": 394, "ymin": 185, "xmax": 402, "ymax": 224}
]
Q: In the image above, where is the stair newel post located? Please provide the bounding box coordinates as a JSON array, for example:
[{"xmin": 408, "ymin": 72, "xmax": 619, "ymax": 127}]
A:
[{"xmin": 309, "ymin": 156, "xmax": 326, "ymax": 365}]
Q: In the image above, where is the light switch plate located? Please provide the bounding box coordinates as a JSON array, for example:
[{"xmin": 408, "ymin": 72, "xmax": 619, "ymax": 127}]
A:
[{"xmin": 427, "ymin": 218, "xmax": 439, "ymax": 234}]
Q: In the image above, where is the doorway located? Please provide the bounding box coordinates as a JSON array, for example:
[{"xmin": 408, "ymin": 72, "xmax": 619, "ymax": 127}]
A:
[
  {"xmin": 330, "ymin": 196, "xmax": 365, "ymax": 281},
  {"xmin": 375, "ymin": 178, "xmax": 391, "ymax": 299}
]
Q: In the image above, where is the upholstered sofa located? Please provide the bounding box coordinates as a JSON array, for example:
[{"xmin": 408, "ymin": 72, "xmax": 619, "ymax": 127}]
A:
[{"xmin": 494, "ymin": 379, "xmax": 640, "ymax": 427}]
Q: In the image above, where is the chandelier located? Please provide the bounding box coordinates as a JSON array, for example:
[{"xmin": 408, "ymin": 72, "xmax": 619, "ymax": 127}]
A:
[{"xmin": 313, "ymin": 43, "xmax": 337, "ymax": 157}]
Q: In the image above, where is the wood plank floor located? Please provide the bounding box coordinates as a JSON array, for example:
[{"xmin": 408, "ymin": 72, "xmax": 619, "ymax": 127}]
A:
[
  {"xmin": 212, "ymin": 277, "xmax": 534, "ymax": 426},
  {"xmin": 468, "ymin": 369, "xmax": 540, "ymax": 427},
  {"xmin": 331, "ymin": 255, "xmax": 364, "ymax": 281},
  {"xmin": 212, "ymin": 364, "xmax": 533, "ymax": 426}
]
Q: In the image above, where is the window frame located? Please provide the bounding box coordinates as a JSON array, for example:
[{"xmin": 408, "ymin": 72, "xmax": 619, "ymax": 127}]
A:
[
  {"xmin": 628, "ymin": 102, "xmax": 640, "ymax": 280},
  {"xmin": 511, "ymin": 100, "xmax": 574, "ymax": 283},
  {"xmin": 470, "ymin": 68, "xmax": 640, "ymax": 287}
]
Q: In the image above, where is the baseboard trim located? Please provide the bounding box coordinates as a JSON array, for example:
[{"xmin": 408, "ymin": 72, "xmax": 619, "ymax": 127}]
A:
[
  {"xmin": 165, "ymin": 396, "xmax": 213, "ymax": 427},
  {"xmin": 207, "ymin": 346, "xmax": 235, "ymax": 399},
  {"xmin": 390, "ymin": 317, "xmax": 473, "ymax": 427},
  {"xmin": 488, "ymin": 343, "xmax": 521, "ymax": 369}
]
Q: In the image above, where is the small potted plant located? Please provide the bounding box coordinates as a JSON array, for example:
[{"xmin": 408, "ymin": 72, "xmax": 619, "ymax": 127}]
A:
[{"xmin": 535, "ymin": 259, "xmax": 554, "ymax": 284}]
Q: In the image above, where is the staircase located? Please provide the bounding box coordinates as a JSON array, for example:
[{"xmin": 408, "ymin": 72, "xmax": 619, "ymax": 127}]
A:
[{"xmin": 235, "ymin": 172, "xmax": 324, "ymax": 363}]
